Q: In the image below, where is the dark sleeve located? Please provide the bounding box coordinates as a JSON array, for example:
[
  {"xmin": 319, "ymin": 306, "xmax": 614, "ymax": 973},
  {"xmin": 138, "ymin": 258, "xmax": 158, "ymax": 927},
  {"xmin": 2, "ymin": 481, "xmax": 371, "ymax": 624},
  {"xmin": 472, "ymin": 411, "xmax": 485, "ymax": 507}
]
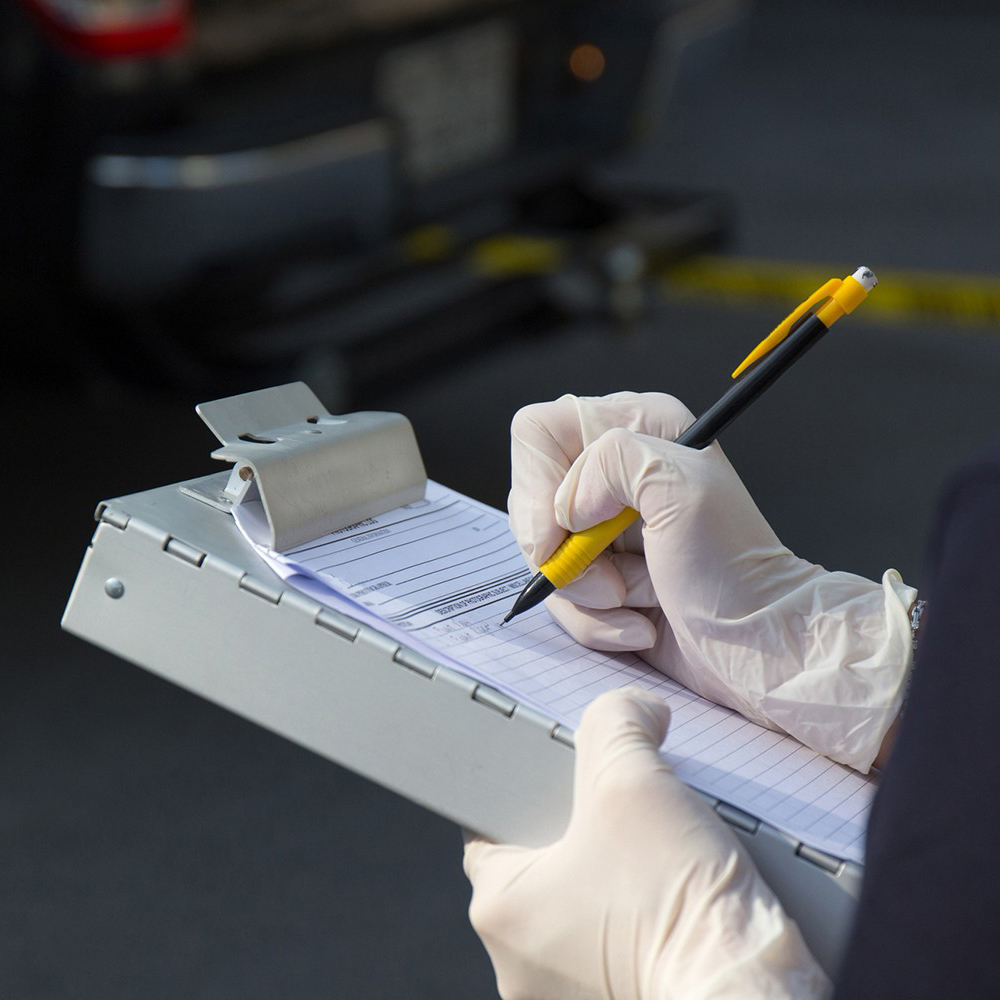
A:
[{"xmin": 834, "ymin": 446, "xmax": 1000, "ymax": 999}]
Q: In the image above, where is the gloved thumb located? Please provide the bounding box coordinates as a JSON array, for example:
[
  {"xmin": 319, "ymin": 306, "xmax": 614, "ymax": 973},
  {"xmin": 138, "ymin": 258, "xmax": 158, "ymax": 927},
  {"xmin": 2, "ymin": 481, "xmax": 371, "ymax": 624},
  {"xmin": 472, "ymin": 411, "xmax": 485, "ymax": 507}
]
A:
[
  {"xmin": 553, "ymin": 426, "xmax": 726, "ymax": 535},
  {"xmin": 572, "ymin": 689, "xmax": 672, "ymax": 814}
]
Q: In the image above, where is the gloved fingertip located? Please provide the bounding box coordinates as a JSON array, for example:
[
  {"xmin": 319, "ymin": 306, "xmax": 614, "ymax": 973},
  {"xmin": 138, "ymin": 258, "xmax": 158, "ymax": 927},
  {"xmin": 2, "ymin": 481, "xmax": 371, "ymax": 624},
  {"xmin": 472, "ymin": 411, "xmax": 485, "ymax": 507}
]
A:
[
  {"xmin": 461, "ymin": 827, "xmax": 493, "ymax": 848},
  {"xmin": 620, "ymin": 617, "xmax": 658, "ymax": 649},
  {"xmin": 552, "ymin": 442, "xmax": 635, "ymax": 532},
  {"xmin": 462, "ymin": 832, "xmax": 498, "ymax": 880},
  {"xmin": 546, "ymin": 599, "xmax": 652, "ymax": 652},
  {"xmin": 558, "ymin": 558, "xmax": 627, "ymax": 610},
  {"xmin": 626, "ymin": 690, "xmax": 673, "ymax": 744},
  {"xmin": 580, "ymin": 687, "xmax": 672, "ymax": 754}
]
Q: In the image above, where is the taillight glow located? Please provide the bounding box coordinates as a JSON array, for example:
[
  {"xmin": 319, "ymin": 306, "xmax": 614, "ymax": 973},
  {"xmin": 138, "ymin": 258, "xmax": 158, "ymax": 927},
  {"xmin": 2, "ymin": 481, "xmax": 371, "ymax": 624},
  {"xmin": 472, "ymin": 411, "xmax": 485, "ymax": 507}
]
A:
[{"xmin": 20, "ymin": 0, "xmax": 189, "ymax": 59}]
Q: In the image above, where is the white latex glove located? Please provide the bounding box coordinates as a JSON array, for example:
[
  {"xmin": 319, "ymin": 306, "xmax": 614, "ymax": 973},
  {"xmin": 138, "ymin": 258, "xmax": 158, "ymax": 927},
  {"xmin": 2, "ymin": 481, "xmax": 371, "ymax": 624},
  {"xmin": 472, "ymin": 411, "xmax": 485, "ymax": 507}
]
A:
[
  {"xmin": 509, "ymin": 392, "xmax": 916, "ymax": 772},
  {"xmin": 464, "ymin": 688, "xmax": 830, "ymax": 1000}
]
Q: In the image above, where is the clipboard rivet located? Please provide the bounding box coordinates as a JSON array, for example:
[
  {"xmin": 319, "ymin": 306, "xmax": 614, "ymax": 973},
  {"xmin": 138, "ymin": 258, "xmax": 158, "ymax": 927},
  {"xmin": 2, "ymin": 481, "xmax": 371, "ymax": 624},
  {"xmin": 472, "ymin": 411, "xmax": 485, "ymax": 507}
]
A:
[{"xmin": 104, "ymin": 578, "xmax": 125, "ymax": 600}]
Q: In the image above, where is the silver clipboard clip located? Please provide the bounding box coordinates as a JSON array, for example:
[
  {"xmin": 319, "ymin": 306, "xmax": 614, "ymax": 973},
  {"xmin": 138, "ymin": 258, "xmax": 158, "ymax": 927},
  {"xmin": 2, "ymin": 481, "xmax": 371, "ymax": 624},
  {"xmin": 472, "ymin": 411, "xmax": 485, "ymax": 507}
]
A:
[{"xmin": 190, "ymin": 382, "xmax": 427, "ymax": 551}]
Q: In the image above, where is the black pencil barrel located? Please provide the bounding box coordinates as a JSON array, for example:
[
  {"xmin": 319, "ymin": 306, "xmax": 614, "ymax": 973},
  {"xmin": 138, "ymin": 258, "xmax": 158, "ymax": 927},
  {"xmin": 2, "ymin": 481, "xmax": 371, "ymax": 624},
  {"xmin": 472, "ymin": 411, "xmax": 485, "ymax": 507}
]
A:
[{"xmin": 677, "ymin": 312, "xmax": 829, "ymax": 450}]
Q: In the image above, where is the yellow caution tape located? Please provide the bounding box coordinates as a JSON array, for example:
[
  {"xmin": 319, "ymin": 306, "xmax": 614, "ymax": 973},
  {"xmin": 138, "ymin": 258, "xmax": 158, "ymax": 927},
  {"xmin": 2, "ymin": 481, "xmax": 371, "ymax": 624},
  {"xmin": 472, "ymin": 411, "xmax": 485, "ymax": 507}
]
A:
[
  {"xmin": 401, "ymin": 225, "xmax": 457, "ymax": 263},
  {"xmin": 661, "ymin": 256, "xmax": 1000, "ymax": 326},
  {"xmin": 470, "ymin": 235, "xmax": 567, "ymax": 277}
]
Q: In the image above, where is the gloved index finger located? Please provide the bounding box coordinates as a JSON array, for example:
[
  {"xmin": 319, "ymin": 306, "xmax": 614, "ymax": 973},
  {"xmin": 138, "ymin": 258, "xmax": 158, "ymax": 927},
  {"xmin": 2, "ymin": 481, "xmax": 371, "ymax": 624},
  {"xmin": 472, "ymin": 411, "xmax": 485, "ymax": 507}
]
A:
[
  {"xmin": 509, "ymin": 393, "xmax": 696, "ymax": 565},
  {"xmin": 508, "ymin": 395, "xmax": 587, "ymax": 566},
  {"xmin": 511, "ymin": 393, "xmax": 696, "ymax": 474}
]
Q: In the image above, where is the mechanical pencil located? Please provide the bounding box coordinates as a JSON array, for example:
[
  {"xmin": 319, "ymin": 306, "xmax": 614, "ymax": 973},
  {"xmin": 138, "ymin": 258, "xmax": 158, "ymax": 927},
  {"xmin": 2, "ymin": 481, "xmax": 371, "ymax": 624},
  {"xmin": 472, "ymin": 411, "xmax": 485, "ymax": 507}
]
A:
[{"xmin": 503, "ymin": 265, "xmax": 878, "ymax": 623}]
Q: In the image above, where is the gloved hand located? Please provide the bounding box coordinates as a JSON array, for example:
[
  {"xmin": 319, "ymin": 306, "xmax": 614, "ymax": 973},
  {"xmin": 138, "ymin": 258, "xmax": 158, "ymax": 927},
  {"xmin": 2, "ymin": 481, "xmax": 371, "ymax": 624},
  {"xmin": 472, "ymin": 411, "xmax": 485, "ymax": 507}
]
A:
[
  {"xmin": 509, "ymin": 392, "xmax": 916, "ymax": 771},
  {"xmin": 464, "ymin": 688, "xmax": 830, "ymax": 1000}
]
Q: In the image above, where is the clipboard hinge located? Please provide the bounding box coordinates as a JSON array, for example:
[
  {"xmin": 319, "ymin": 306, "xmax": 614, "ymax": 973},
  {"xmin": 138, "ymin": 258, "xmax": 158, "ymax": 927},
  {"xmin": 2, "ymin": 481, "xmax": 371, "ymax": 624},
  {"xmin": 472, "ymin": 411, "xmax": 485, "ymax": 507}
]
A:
[
  {"xmin": 393, "ymin": 646, "xmax": 438, "ymax": 679},
  {"xmin": 164, "ymin": 536, "xmax": 206, "ymax": 568},
  {"xmin": 795, "ymin": 844, "xmax": 845, "ymax": 876},
  {"xmin": 715, "ymin": 801, "xmax": 760, "ymax": 835},
  {"xmin": 96, "ymin": 503, "xmax": 130, "ymax": 531},
  {"xmin": 195, "ymin": 382, "xmax": 427, "ymax": 552},
  {"xmin": 551, "ymin": 725, "xmax": 575, "ymax": 749},
  {"xmin": 473, "ymin": 684, "xmax": 517, "ymax": 718},
  {"xmin": 238, "ymin": 573, "xmax": 283, "ymax": 605}
]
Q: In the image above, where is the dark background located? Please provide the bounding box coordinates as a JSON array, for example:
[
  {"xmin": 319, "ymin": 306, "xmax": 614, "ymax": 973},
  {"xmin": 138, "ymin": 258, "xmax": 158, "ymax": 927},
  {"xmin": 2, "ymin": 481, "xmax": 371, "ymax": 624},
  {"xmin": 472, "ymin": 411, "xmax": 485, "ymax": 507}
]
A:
[{"xmin": 6, "ymin": 1, "xmax": 1000, "ymax": 997}]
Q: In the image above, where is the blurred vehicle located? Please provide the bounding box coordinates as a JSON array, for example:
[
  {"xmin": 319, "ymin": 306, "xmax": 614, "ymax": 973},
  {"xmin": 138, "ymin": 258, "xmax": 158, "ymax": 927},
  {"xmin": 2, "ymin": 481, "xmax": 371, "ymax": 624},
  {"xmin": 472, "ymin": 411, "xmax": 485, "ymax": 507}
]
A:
[{"xmin": 2, "ymin": 0, "xmax": 742, "ymax": 401}]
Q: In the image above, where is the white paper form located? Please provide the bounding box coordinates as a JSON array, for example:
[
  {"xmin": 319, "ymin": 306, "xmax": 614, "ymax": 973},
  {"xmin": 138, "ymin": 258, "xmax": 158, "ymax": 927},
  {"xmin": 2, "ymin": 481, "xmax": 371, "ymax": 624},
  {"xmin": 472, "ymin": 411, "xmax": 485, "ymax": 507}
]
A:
[{"xmin": 235, "ymin": 481, "xmax": 874, "ymax": 864}]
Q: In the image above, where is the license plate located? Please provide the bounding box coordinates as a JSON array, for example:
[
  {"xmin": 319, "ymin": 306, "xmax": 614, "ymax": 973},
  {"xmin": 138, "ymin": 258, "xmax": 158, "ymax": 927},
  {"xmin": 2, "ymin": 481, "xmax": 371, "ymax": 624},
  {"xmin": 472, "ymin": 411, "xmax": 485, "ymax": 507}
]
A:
[{"xmin": 376, "ymin": 18, "xmax": 516, "ymax": 182}]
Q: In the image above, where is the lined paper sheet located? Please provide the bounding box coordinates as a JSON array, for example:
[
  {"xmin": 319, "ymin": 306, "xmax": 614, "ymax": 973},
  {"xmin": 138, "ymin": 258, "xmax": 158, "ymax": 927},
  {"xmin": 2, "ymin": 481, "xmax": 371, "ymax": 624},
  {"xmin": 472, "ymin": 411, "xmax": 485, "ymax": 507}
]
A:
[{"xmin": 235, "ymin": 481, "xmax": 874, "ymax": 863}]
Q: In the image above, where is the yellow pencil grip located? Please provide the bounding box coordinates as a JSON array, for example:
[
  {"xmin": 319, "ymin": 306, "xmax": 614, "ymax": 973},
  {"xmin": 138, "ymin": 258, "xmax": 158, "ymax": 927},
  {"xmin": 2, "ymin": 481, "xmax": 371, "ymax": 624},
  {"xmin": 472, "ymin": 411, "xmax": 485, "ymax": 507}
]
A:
[{"xmin": 538, "ymin": 507, "xmax": 640, "ymax": 588}]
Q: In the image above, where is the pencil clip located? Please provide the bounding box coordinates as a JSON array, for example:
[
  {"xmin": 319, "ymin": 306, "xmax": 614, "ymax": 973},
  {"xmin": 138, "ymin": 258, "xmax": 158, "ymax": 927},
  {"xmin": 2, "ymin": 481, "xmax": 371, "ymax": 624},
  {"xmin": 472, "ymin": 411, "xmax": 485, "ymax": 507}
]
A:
[{"xmin": 731, "ymin": 278, "xmax": 842, "ymax": 379}]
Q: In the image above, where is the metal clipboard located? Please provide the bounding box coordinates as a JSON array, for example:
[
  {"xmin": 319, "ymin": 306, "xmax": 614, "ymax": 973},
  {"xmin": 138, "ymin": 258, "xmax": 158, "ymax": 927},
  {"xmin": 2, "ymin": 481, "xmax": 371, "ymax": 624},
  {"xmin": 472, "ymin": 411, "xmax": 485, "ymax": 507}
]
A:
[{"xmin": 61, "ymin": 382, "xmax": 862, "ymax": 978}]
